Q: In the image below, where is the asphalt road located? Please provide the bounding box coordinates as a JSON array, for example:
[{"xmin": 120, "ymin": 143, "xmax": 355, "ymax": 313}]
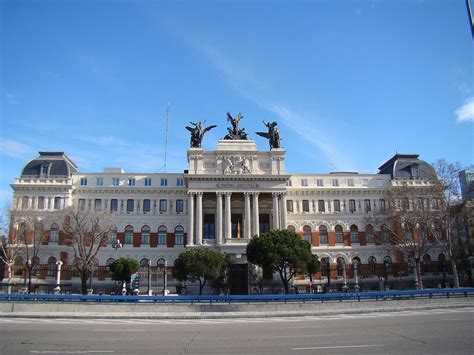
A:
[{"xmin": 0, "ymin": 308, "xmax": 473, "ymax": 354}]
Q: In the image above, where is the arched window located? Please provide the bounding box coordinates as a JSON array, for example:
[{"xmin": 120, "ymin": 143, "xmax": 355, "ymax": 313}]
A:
[
  {"xmin": 141, "ymin": 225, "xmax": 151, "ymax": 245},
  {"xmin": 124, "ymin": 225, "xmax": 134, "ymax": 244},
  {"xmin": 175, "ymin": 225, "xmax": 184, "ymax": 245},
  {"xmin": 368, "ymin": 256, "xmax": 377, "ymax": 276},
  {"xmin": 47, "ymin": 256, "xmax": 57, "ymax": 277},
  {"xmin": 303, "ymin": 225, "xmax": 312, "ymax": 244},
  {"xmin": 14, "ymin": 256, "xmax": 24, "ymax": 276},
  {"xmin": 422, "ymin": 254, "xmax": 432, "ymax": 274},
  {"xmin": 335, "ymin": 225, "xmax": 343, "ymax": 244},
  {"xmin": 287, "ymin": 225, "xmax": 296, "ymax": 233},
  {"xmin": 366, "ymin": 224, "xmax": 374, "ymax": 243},
  {"xmin": 50, "ymin": 223, "xmax": 59, "ymax": 243},
  {"xmin": 321, "ymin": 257, "xmax": 330, "ymax": 278},
  {"xmin": 139, "ymin": 258, "xmax": 150, "ymax": 272},
  {"xmin": 158, "ymin": 225, "xmax": 167, "ymax": 245},
  {"xmin": 404, "ymin": 223, "xmax": 413, "ymax": 241},
  {"xmin": 31, "ymin": 256, "xmax": 40, "ymax": 276},
  {"xmin": 350, "ymin": 225, "xmax": 358, "ymax": 244},
  {"xmin": 106, "ymin": 258, "xmax": 115, "ymax": 266},
  {"xmin": 319, "ymin": 226, "xmax": 328, "ymax": 244},
  {"xmin": 337, "ymin": 257, "xmax": 345, "ymax": 277}
]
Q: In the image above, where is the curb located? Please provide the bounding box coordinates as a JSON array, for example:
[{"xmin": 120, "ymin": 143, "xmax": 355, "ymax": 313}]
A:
[{"xmin": 0, "ymin": 301, "xmax": 472, "ymax": 320}]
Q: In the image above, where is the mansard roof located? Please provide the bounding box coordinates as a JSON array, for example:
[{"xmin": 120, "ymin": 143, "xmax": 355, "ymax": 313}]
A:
[
  {"xmin": 21, "ymin": 152, "xmax": 77, "ymax": 178},
  {"xmin": 378, "ymin": 154, "xmax": 436, "ymax": 180}
]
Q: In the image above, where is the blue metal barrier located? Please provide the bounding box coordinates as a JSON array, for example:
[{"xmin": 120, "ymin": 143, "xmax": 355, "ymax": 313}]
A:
[{"xmin": 0, "ymin": 288, "xmax": 473, "ymax": 305}]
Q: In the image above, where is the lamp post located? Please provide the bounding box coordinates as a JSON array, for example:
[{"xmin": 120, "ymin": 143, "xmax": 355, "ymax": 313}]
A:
[
  {"xmin": 410, "ymin": 258, "xmax": 419, "ymax": 290},
  {"xmin": 341, "ymin": 260, "xmax": 348, "ymax": 292},
  {"xmin": 54, "ymin": 261, "xmax": 63, "ymax": 294},
  {"xmin": 383, "ymin": 260, "xmax": 389, "ymax": 291},
  {"xmin": 147, "ymin": 259, "xmax": 153, "ymax": 296},
  {"xmin": 353, "ymin": 260, "xmax": 360, "ymax": 292},
  {"xmin": 157, "ymin": 258, "xmax": 168, "ymax": 295}
]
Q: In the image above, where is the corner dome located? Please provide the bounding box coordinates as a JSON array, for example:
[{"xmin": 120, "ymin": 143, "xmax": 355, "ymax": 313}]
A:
[
  {"xmin": 21, "ymin": 152, "xmax": 77, "ymax": 178},
  {"xmin": 378, "ymin": 154, "xmax": 436, "ymax": 180}
]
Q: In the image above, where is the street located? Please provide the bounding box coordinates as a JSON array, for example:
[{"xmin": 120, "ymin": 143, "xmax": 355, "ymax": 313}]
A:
[{"xmin": 0, "ymin": 308, "xmax": 473, "ymax": 354}]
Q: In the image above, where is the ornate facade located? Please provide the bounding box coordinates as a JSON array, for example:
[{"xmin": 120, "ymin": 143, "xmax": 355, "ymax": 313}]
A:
[{"xmin": 3, "ymin": 119, "xmax": 453, "ymax": 294}]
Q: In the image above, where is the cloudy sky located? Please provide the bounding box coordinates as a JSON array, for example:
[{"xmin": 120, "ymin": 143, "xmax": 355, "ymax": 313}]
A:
[{"xmin": 1, "ymin": 0, "xmax": 472, "ymax": 206}]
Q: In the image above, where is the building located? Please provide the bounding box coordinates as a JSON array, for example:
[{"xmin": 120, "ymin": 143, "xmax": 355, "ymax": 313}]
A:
[{"xmin": 3, "ymin": 116, "xmax": 452, "ymax": 294}]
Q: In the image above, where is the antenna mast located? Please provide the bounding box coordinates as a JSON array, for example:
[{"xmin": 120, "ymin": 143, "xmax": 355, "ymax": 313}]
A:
[{"xmin": 164, "ymin": 103, "xmax": 170, "ymax": 172}]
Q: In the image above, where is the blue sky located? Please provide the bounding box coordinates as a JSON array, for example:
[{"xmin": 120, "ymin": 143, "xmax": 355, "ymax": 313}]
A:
[{"xmin": 1, "ymin": 0, "xmax": 473, "ymax": 207}]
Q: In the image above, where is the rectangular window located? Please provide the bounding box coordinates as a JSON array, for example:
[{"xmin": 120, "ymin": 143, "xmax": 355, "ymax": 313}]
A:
[
  {"xmin": 141, "ymin": 235, "xmax": 150, "ymax": 245},
  {"xmin": 176, "ymin": 199, "xmax": 184, "ymax": 213},
  {"xmin": 332, "ymin": 179, "xmax": 339, "ymax": 187},
  {"xmin": 318, "ymin": 200, "xmax": 325, "ymax": 212},
  {"xmin": 110, "ymin": 199, "xmax": 118, "ymax": 212},
  {"xmin": 350, "ymin": 232, "xmax": 358, "ymax": 243},
  {"xmin": 176, "ymin": 178, "xmax": 184, "ymax": 187},
  {"xmin": 302, "ymin": 200, "xmax": 310, "ymax": 212},
  {"xmin": 432, "ymin": 198, "xmax": 439, "ymax": 210},
  {"xmin": 144, "ymin": 178, "xmax": 152, "ymax": 186},
  {"xmin": 159, "ymin": 199, "xmax": 167, "ymax": 212},
  {"xmin": 161, "ymin": 178, "xmax": 168, "ymax": 186},
  {"xmin": 78, "ymin": 199, "xmax": 86, "ymax": 211},
  {"xmin": 336, "ymin": 233, "xmax": 343, "ymax": 244},
  {"xmin": 96, "ymin": 178, "xmax": 103, "ymax": 186},
  {"xmin": 301, "ymin": 179, "xmax": 308, "ymax": 187},
  {"xmin": 94, "ymin": 199, "xmax": 102, "ymax": 211},
  {"xmin": 41, "ymin": 165, "xmax": 49, "ymax": 176},
  {"xmin": 286, "ymin": 200, "xmax": 294, "ymax": 212},
  {"xmin": 286, "ymin": 180, "xmax": 292, "ymax": 187},
  {"xmin": 143, "ymin": 199, "xmax": 151, "ymax": 212},
  {"xmin": 54, "ymin": 197, "xmax": 61, "ymax": 210},
  {"xmin": 362, "ymin": 178, "xmax": 369, "ymax": 186},
  {"xmin": 364, "ymin": 199, "xmax": 371, "ymax": 212},
  {"xmin": 128, "ymin": 178, "xmax": 136, "ymax": 186},
  {"xmin": 349, "ymin": 199, "xmax": 356, "ymax": 212},
  {"xmin": 175, "ymin": 234, "xmax": 184, "ymax": 245},
  {"xmin": 112, "ymin": 178, "xmax": 120, "ymax": 186},
  {"xmin": 80, "ymin": 178, "xmax": 87, "ymax": 186},
  {"xmin": 320, "ymin": 234, "xmax": 328, "ymax": 244},
  {"xmin": 158, "ymin": 234, "xmax": 167, "ymax": 245},
  {"xmin": 316, "ymin": 179, "xmax": 324, "ymax": 187},
  {"xmin": 379, "ymin": 199, "xmax": 386, "ymax": 211},
  {"xmin": 126, "ymin": 199, "xmax": 134, "ymax": 212},
  {"xmin": 334, "ymin": 200, "xmax": 341, "ymax": 212},
  {"xmin": 38, "ymin": 197, "xmax": 45, "ymax": 210},
  {"xmin": 347, "ymin": 179, "xmax": 354, "ymax": 187},
  {"xmin": 304, "ymin": 234, "xmax": 312, "ymax": 244},
  {"xmin": 124, "ymin": 234, "xmax": 133, "ymax": 245}
]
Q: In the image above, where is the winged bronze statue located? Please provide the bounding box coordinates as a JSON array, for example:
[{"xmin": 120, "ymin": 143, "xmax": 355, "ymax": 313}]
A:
[
  {"xmin": 185, "ymin": 121, "xmax": 217, "ymax": 148},
  {"xmin": 224, "ymin": 112, "xmax": 248, "ymax": 140},
  {"xmin": 256, "ymin": 121, "xmax": 281, "ymax": 149}
]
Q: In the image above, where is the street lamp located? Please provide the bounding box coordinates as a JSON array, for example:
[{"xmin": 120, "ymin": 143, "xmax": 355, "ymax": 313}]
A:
[
  {"xmin": 353, "ymin": 259, "xmax": 360, "ymax": 292},
  {"xmin": 383, "ymin": 259, "xmax": 389, "ymax": 291},
  {"xmin": 147, "ymin": 259, "xmax": 153, "ymax": 296},
  {"xmin": 54, "ymin": 261, "xmax": 63, "ymax": 294},
  {"xmin": 157, "ymin": 258, "xmax": 168, "ymax": 295}
]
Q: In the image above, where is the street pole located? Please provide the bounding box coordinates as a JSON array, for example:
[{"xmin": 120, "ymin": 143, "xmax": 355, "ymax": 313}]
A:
[
  {"xmin": 54, "ymin": 261, "xmax": 63, "ymax": 294},
  {"xmin": 147, "ymin": 259, "xmax": 152, "ymax": 296},
  {"xmin": 163, "ymin": 260, "xmax": 168, "ymax": 295},
  {"xmin": 353, "ymin": 261, "xmax": 360, "ymax": 292}
]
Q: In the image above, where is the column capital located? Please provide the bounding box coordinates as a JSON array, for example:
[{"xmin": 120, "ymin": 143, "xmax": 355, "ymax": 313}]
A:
[
  {"xmin": 187, "ymin": 191, "xmax": 195, "ymax": 197},
  {"xmin": 225, "ymin": 192, "xmax": 232, "ymax": 196},
  {"xmin": 272, "ymin": 192, "xmax": 280, "ymax": 198},
  {"xmin": 196, "ymin": 191, "xmax": 204, "ymax": 197},
  {"xmin": 216, "ymin": 191, "xmax": 224, "ymax": 196},
  {"xmin": 252, "ymin": 192, "xmax": 260, "ymax": 197}
]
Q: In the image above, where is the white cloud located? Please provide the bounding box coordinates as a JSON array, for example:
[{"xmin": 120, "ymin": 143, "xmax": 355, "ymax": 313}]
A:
[
  {"xmin": 455, "ymin": 97, "xmax": 474, "ymax": 123},
  {"xmin": 0, "ymin": 139, "xmax": 35, "ymax": 159}
]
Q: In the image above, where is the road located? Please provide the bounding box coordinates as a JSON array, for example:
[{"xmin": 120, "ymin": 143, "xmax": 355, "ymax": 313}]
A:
[{"xmin": 0, "ymin": 308, "xmax": 473, "ymax": 354}]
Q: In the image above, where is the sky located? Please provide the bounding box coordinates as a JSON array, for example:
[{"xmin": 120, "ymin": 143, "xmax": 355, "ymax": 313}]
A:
[{"xmin": 0, "ymin": 0, "xmax": 473, "ymax": 207}]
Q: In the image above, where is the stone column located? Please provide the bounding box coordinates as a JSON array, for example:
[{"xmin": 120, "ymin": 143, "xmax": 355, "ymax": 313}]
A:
[
  {"xmin": 272, "ymin": 193, "xmax": 280, "ymax": 230},
  {"xmin": 252, "ymin": 193, "xmax": 260, "ymax": 236},
  {"xmin": 196, "ymin": 192, "xmax": 203, "ymax": 245},
  {"xmin": 216, "ymin": 192, "xmax": 223, "ymax": 245},
  {"xmin": 244, "ymin": 192, "xmax": 251, "ymax": 239},
  {"xmin": 280, "ymin": 192, "xmax": 287, "ymax": 230},
  {"xmin": 187, "ymin": 193, "xmax": 194, "ymax": 246},
  {"xmin": 225, "ymin": 193, "xmax": 232, "ymax": 239}
]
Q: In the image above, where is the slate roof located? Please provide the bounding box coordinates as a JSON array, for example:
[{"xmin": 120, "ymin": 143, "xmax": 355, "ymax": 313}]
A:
[{"xmin": 21, "ymin": 152, "xmax": 77, "ymax": 178}]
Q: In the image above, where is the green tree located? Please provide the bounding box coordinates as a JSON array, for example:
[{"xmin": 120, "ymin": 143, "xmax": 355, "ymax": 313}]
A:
[
  {"xmin": 306, "ymin": 254, "xmax": 320, "ymax": 293},
  {"xmin": 172, "ymin": 248, "xmax": 229, "ymax": 295},
  {"xmin": 246, "ymin": 229, "xmax": 316, "ymax": 294},
  {"xmin": 109, "ymin": 257, "xmax": 140, "ymax": 291}
]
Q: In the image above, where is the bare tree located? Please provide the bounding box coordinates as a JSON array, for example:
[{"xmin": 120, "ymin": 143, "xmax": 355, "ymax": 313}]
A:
[
  {"xmin": 61, "ymin": 209, "xmax": 112, "ymax": 295},
  {"xmin": 431, "ymin": 159, "xmax": 473, "ymax": 288},
  {"xmin": 0, "ymin": 205, "xmax": 19, "ymax": 294},
  {"xmin": 372, "ymin": 182, "xmax": 443, "ymax": 290}
]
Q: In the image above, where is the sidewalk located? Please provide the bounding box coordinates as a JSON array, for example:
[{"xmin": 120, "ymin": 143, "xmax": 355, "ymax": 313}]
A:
[{"xmin": 0, "ymin": 297, "xmax": 472, "ymax": 319}]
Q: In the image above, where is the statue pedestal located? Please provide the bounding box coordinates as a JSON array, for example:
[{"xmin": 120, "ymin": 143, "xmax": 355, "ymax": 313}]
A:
[{"xmin": 216, "ymin": 140, "xmax": 257, "ymax": 152}]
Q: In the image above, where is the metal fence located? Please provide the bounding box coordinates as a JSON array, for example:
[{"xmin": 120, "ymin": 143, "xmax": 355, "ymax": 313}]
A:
[{"xmin": 0, "ymin": 288, "xmax": 473, "ymax": 305}]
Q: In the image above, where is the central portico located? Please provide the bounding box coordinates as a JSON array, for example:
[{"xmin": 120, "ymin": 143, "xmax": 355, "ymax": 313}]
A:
[{"xmin": 185, "ymin": 139, "xmax": 290, "ymax": 253}]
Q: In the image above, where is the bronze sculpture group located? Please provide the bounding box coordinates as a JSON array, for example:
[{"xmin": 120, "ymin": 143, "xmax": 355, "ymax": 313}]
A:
[{"xmin": 185, "ymin": 112, "xmax": 281, "ymax": 149}]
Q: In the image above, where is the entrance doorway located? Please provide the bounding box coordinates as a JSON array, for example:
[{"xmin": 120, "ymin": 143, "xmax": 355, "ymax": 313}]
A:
[{"xmin": 228, "ymin": 263, "xmax": 248, "ymax": 295}]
